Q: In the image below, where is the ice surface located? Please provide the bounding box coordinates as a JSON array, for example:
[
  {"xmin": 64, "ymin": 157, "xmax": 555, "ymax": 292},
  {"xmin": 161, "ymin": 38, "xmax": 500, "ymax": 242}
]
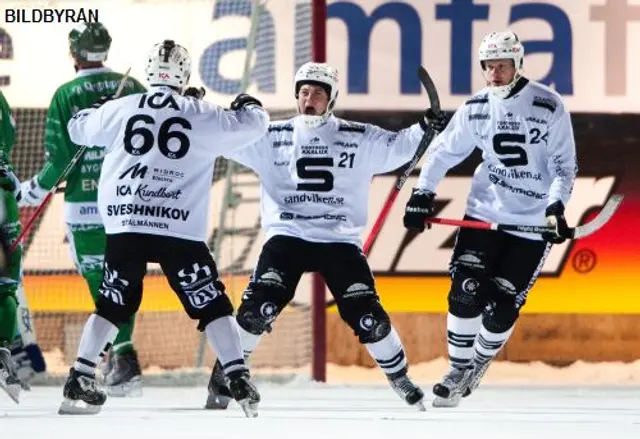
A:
[{"xmin": 1, "ymin": 384, "xmax": 640, "ymax": 439}]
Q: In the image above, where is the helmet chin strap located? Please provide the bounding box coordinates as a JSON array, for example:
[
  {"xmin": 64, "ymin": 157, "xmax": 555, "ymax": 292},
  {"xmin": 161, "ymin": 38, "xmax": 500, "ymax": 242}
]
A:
[
  {"xmin": 298, "ymin": 100, "xmax": 334, "ymax": 127},
  {"xmin": 487, "ymin": 72, "xmax": 521, "ymax": 99}
]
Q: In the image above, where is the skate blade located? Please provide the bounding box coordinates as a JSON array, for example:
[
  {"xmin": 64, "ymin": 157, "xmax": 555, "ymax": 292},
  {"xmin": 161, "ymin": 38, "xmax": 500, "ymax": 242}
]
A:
[
  {"xmin": 413, "ymin": 400, "xmax": 427, "ymax": 412},
  {"xmin": 0, "ymin": 381, "xmax": 21, "ymax": 404},
  {"xmin": 106, "ymin": 376, "xmax": 142, "ymax": 397},
  {"xmin": 58, "ymin": 398, "xmax": 102, "ymax": 415},
  {"xmin": 432, "ymin": 394, "xmax": 461, "ymax": 408},
  {"xmin": 238, "ymin": 398, "xmax": 258, "ymax": 418},
  {"xmin": 205, "ymin": 393, "xmax": 231, "ymax": 410}
]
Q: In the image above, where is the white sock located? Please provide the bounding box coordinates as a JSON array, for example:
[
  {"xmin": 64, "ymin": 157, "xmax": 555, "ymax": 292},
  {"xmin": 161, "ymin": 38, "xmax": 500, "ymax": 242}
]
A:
[
  {"xmin": 73, "ymin": 314, "xmax": 119, "ymax": 376},
  {"xmin": 365, "ymin": 326, "xmax": 408, "ymax": 376},
  {"xmin": 474, "ymin": 324, "xmax": 514, "ymax": 365},
  {"xmin": 447, "ymin": 313, "xmax": 482, "ymax": 370},
  {"xmin": 205, "ymin": 316, "xmax": 246, "ymax": 375},
  {"xmin": 238, "ymin": 324, "xmax": 263, "ymax": 357}
]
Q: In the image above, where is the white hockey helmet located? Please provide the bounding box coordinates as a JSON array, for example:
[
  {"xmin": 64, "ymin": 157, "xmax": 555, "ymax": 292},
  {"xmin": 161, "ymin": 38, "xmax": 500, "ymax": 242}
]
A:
[
  {"xmin": 294, "ymin": 62, "xmax": 339, "ymax": 127},
  {"xmin": 478, "ymin": 30, "xmax": 524, "ymax": 99},
  {"xmin": 145, "ymin": 40, "xmax": 191, "ymax": 89}
]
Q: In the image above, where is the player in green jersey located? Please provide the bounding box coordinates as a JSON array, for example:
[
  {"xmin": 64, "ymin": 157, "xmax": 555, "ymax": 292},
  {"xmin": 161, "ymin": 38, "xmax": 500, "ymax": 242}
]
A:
[
  {"xmin": 0, "ymin": 90, "xmax": 27, "ymax": 403},
  {"xmin": 17, "ymin": 22, "xmax": 147, "ymax": 397}
]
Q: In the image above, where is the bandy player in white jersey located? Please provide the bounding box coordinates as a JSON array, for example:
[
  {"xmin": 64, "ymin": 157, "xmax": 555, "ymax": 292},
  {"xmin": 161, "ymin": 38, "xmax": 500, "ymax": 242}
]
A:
[
  {"xmin": 404, "ymin": 30, "xmax": 577, "ymax": 408},
  {"xmin": 61, "ymin": 40, "xmax": 268, "ymax": 416},
  {"xmin": 205, "ymin": 62, "xmax": 447, "ymax": 411}
]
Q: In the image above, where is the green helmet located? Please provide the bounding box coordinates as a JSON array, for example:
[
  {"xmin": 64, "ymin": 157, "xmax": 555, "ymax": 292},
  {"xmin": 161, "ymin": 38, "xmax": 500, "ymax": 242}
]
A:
[{"xmin": 69, "ymin": 22, "xmax": 112, "ymax": 62}]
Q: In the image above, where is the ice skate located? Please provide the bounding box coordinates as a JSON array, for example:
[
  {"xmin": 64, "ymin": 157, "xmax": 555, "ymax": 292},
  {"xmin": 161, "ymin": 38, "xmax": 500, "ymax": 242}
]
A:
[
  {"xmin": 432, "ymin": 367, "xmax": 472, "ymax": 408},
  {"xmin": 388, "ymin": 369, "xmax": 426, "ymax": 411},
  {"xmin": 98, "ymin": 350, "xmax": 113, "ymax": 383},
  {"xmin": 104, "ymin": 350, "xmax": 143, "ymax": 397},
  {"xmin": 0, "ymin": 347, "xmax": 23, "ymax": 403},
  {"xmin": 227, "ymin": 369, "xmax": 260, "ymax": 418},
  {"xmin": 10, "ymin": 336, "xmax": 44, "ymax": 387},
  {"xmin": 463, "ymin": 359, "xmax": 492, "ymax": 398},
  {"xmin": 58, "ymin": 368, "xmax": 106, "ymax": 415},
  {"xmin": 205, "ymin": 359, "xmax": 232, "ymax": 410}
]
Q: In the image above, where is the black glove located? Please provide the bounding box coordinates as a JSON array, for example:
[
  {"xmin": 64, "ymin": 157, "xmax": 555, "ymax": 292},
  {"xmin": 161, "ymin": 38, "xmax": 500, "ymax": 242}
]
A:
[
  {"xmin": 419, "ymin": 108, "xmax": 448, "ymax": 133},
  {"xmin": 0, "ymin": 168, "xmax": 17, "ymax": 193},
  {"xmin": 0, "ymin": 153, "xmax": 18, "ymax": 193},
  {"xmin": 541, "ymin": 201, "xmax": 570, "ymax": 244},
  {"xmin": 403, "ymin": 188, "xmax": 436, "ymax": 233},
  {"xmin": 92, "ymin": 94, "xmax": 114, "ymax": 109},
  {"xmin": 183, "ymin": 86, "xmax": 206, "ymax": 99},
  {"xmin": 230, "ymin": 93, "xmax": 262, "ymax": 111}
]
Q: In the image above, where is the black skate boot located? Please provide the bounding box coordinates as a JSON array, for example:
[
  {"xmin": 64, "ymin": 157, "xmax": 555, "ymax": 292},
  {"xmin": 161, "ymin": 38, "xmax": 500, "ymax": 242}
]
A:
[
  {"xmin": 58, "ymin": 368, "xmax": 107, "ymax": 415},
  {"xmin": 387, "ymin": 368, "xmax": 425, "ymax": 411},
  {"xmin": 104, "ymin": 350, "xmax": 143, "ymax": 397},
  {"xmin": 227, "ymin": 369, "xmax": 260, "ymax": 418},
  {"xmin": 0, "ymin": 346, "xmax": 23, "ymax": 403},
  {"xmin": 432, "ymin": 366, "xmax": 473, "ymax": 408},
  {"xmin": 205, "ymin": 359, "xmax": 232, "ymax": 410}
]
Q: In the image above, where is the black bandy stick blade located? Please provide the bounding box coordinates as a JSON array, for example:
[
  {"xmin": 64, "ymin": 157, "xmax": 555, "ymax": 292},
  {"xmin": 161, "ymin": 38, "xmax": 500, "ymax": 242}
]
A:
[{"xmin": 417, "ymin": 66, "xmax": 441, "ymax": 113}]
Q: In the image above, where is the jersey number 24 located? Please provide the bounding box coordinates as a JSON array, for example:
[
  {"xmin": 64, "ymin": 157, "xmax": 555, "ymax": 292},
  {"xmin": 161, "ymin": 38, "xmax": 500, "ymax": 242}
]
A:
[{"xmin": 493, "ymin": 128, "xmax": 547, "ymax": 167}]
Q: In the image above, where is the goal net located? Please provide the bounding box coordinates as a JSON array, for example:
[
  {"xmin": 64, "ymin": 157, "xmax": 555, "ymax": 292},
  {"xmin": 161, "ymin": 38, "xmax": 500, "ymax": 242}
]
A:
[{"xmin": 10, "ymin": 0, "xmax": 321, "ymax": 383}]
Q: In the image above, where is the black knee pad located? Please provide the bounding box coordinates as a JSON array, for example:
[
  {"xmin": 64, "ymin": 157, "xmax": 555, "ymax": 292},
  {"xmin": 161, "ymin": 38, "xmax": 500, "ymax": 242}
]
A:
[
  {"xmin": 196, "ymin": 283, "xmax": 235, "ymax": 331},
  {"xmin": 95, "ymin": 297, "xmax": 129, "ymax": 327},
  {"xmin": 448, "ymin": 266, "xmax": 490, "ymax": 318},
  {"xmin": 236, "ymin": 280, "xmax": 294, "ymax": 336},
  {"xmin": 483, "ymin": 304, "xmax": 520, "ymax": 333},
  {"xmin": 482, "ymin": 277, "xmax": 520, "ymax": 333},
  {"xmin": 337, "ymin": 296, "xmax": 391, "ymax": 344},
  {"xmin": 95, "ymin": 281, "xmax": 143, "ymax": 326}
]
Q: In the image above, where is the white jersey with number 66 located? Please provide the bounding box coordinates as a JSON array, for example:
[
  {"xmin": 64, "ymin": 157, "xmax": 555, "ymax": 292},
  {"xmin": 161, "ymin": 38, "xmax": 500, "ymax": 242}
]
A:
[{"xmin": 67, "ymin": 86, "xmax": 269, "ymax": 241}]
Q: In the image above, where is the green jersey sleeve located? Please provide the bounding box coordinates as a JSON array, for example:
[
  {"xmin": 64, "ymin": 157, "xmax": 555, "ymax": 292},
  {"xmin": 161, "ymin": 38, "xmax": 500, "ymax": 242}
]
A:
[
  {"xmin": 37, "ymin": 88, "xmax": 75, "ymax": 190},
  {"xmin": 35, "ymin": 72, "xmax": 146, "ymax": 200},
  {"xmin": 0, "ymin": 91, "xmax": 15, "ymax": 157}
]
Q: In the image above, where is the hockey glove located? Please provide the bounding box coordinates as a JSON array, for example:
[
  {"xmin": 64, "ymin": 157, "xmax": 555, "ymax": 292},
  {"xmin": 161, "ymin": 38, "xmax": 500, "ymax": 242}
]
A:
[
  {"xmin": 17, "ymin": 176, "xmax": 48, "ymax": 208},
  {"xmin": 92, "ymin": 94, "xmax": 114, "ymax": 109},
  {"xmin": 0, "ymin": 154, "xmax": 19, "ymax": 193},
  {"xmin": 403, "ymin": 188, "xmax": 436, "ymax": 233},
  {"xmin": 541, "ymin": 201, "xmax": 569, "ymax": 244},
  {"xmin": 230, "ymin": 93, "xmax": 263, "ymax": 111},
  {"xmin": 183, "ymin": 86, "xmax": 206, "ymax": 100},
  {"xmin": 419, "ymin": 109, "xmax": 448, "ymax": 133}
]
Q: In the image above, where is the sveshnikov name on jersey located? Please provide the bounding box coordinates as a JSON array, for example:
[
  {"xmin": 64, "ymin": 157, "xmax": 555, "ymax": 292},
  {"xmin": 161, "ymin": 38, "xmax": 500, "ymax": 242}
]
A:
[{"xmin": 106, "ymin": 203, "xmax": 190, "ymax": 221}]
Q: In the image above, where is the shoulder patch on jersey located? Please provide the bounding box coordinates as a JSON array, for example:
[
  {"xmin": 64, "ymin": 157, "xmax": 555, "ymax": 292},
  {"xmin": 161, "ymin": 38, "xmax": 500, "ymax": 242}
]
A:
[
  {"xmin": 338, "ymin": 123, "xmax": 366, "ymax": 133},
  {"xmin": 532, "ymin": 96, "xmax": 557, "ymax": 113},
  {"xmin": 268, "ymin": 124, "xmax": 294, "ymax": 132},
  {"xmin": 465, "ymin": 94, "xmax": 489, "ymax": 105},
  {"xmin": 525, "ymin": 116, "xmax": 548, "ymax": 125}
]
